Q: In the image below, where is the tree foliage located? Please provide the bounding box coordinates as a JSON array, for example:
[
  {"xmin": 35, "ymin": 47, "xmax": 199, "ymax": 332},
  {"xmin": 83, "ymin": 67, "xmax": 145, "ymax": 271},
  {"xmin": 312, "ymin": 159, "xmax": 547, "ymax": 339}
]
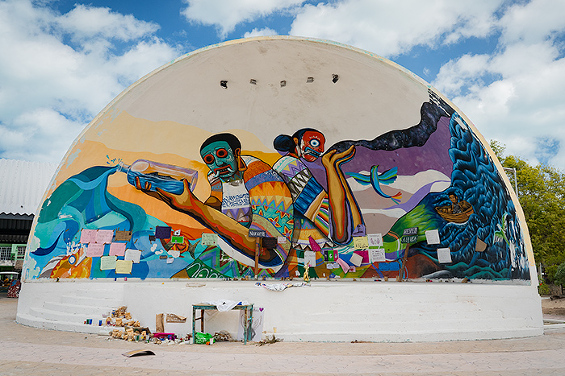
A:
[
  {"xmin": 554, "ymin": 262, "xmax": 565, "ymax": 287},
  {"xmin": 490, "ymin": 141, "xmax": 565, "ymax": 282}
]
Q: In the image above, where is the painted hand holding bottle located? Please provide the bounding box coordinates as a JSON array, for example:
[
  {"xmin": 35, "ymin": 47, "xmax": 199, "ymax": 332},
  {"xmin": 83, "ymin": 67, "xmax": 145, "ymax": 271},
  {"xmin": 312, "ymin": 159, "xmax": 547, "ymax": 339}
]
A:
[{"xmin": 118, "ymin": 159, "xmax": 198, "ymax": 194}]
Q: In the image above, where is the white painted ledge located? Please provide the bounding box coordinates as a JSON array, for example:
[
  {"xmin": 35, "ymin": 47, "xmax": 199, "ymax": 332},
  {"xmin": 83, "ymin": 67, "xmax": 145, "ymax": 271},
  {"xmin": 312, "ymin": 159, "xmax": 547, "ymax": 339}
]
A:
[{"xmin": 16, "ymin": 280, "xmax": 543, "ymax": 342}]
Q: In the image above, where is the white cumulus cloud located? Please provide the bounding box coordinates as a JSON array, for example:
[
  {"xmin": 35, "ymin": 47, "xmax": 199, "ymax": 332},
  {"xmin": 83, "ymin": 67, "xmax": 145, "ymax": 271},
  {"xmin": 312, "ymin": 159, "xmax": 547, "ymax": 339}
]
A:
[
  {"xmin": 0, "ymin": 0, "xmax": 180, "ymax": 163},
  {"xmin": 433, "ymin": 0, "xmax": 565, "ymax": 168},
  {"xmin": 57, "ymin": 4, "xmax": 160, "ymax": 42},
  {"xmin": 244, "ymin": 27, "xmax": 278, "ymax": 38},
  {"xmin": 181, "ymin": 0, "xmax": 305, "ymax": 38},
  {"xmin": 289, "ymin": 0, "xmax": 503, "ymax": 57}
]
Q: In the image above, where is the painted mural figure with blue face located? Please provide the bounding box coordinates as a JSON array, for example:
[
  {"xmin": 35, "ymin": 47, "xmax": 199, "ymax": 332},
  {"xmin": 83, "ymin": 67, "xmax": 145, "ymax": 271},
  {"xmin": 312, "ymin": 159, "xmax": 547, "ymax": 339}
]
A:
[{"xmin": 136, "ymin": 133, "xmax": 294, "ymax": 272}]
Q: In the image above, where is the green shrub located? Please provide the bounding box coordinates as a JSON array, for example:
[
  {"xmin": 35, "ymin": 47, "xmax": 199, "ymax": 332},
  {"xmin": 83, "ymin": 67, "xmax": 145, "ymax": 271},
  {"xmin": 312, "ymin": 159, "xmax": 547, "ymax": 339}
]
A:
[
  {"xmin": 545, "ymin": 264, "xmax": 559, "ymax": 284},
  {"xmin": 538, "ymin": 282, "xmax": 550, "ymax": 296},
  {"xmin": 553, "ymin": 262, "xmax": 565, "ymax": 287}
]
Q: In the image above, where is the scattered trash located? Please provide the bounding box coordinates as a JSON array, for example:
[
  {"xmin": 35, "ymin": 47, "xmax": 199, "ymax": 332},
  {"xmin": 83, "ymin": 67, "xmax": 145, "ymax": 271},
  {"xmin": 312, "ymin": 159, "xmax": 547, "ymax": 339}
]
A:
[
  {"xmin": 257, "ymin": 334, "xmax": 282, "ymax": 346},
  {"xmin": 255, "ymin": 282, "xmax": 309, "ymax": 291},
  {"xmin": 202, "ymin": 300, "xmax": 249, "ymax": 312},
  {"xmin": 103, "ymin": 306, "xmax": 142, "ymax": 328},
  {"xmin": 166, "ymin": 313, "xmax": 187, "ymax": 323},
  {"xmin": 122, "ymin": 349, "xmax": 155, "ymax": 357},
  {"xmin": 156, "ymin": 313, "xmax": 165, "ymax": 332},
  {"xmin": 103, "ymin": 306, "xmax": 153, "ymax": 342},
  {"xmin": 194, "ymin": 332, "xmax": 214, "ymax": 345},
  {"xmin": 303, "ymin": 263, "xmax": 310, "ymax": 282},
  {"xmin": 103, "ymin": 306, "xmax": 194, "ymax": 346},
  {"xmin": 153, "ymin": 332, "xmax": 177, "ymax": 341},
  {"xmin": 109, "ymin": 329, "xmax": 192, "ymax": 345},
  {"xmin": 111, "ymin": 327, "xmax": 150, "ymax": 342},
  {"xmin": 214, "ymin": 330, "xmax": 234, "ymax": 342}
]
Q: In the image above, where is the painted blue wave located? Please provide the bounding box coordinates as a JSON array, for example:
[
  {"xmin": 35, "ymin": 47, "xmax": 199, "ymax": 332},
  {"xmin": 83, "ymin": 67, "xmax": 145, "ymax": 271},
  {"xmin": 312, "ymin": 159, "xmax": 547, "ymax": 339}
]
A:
[
  {"xmin": 31, "ymin": 166, "xmax": 190, "ymax": 279},
  {"xmin": 407, "ymin": 113, "xmax": 530, "ymax": 280}
]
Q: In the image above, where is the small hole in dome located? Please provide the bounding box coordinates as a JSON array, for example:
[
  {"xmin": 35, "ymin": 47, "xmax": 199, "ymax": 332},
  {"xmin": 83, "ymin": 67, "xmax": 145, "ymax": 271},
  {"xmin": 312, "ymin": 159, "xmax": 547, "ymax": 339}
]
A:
[
  {"xmin": 306, "ymin": 77, "xmax": 314, "ymax": 83},
  {"xmin": 220, "ymin": 80, "xmax": 228, "ymax": 89},
  {"xmin": 280, "ymin": 80, "xmax": 286, "ymax": 87},
  {"xmin": 332, "ymin": 74, "xmax": 339, "ymax": 83},
  {"xmin": 250, "ymin": 79, "xmax": 257, "ymax": 85}
]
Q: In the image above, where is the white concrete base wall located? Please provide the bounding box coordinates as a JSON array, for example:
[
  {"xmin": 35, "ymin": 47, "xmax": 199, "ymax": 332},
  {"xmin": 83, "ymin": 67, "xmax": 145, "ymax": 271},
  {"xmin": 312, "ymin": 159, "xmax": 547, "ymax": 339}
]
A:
[{"xmin": 16, "ymin": 280, "xmax": 544, "ymax": 342}]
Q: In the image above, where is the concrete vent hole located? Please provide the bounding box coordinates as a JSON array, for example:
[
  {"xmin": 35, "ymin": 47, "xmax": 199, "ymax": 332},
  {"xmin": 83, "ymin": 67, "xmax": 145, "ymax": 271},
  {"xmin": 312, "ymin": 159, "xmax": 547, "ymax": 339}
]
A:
[
  {"xmin": 332, "ymin": 74, "xmax": 339, "ymax": 83},
  {"xmin": 250, "ymin": 79, "xmax": 257, "ymax": 85},
  {"xmin": 280, "ymin": 80, "xmax": 286, "ymax": 87},
  {"xmin": 306, "ymin": 77, "xmax": 314, "ymax": 83},
  {"xmin": 220, "ymin": 80, "xmax": 228, "ymax": 89}
]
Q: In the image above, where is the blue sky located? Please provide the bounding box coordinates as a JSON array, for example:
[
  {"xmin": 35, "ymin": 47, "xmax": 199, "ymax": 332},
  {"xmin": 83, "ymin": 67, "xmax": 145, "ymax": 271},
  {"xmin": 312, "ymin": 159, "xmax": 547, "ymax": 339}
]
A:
[{"xmin": 1, "ymin": 0, "xmax": 565, "ymax": 169}]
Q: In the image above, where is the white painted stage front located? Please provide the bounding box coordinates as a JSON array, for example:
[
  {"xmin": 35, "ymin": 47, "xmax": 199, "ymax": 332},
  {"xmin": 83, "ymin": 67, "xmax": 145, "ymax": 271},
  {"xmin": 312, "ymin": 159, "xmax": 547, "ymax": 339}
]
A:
[{"xmin": 16, "ymin": 279, "xmax": 543, "ymax": 342}]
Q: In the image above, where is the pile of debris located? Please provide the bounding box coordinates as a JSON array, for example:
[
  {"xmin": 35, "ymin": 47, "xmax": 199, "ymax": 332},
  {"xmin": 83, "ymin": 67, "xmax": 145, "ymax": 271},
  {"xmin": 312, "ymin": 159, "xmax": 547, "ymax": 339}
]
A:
[
  {"xmin": 106, "ymin": 306, "xmax": 142, "ymax": 328},
  {"xmin": 214, "ymin": 330, "xmax": 235, "ymax": 342},
  {"xmin": 257, "ymin": 334, "xmax": 282, "ymax": 346},
  {"xmin": 106, "ymin": 306, "xmax": 151, "ymax": 342},
  {"xmin": 106, "ymin": 306, "xmax": 193, "ymax": 344}
]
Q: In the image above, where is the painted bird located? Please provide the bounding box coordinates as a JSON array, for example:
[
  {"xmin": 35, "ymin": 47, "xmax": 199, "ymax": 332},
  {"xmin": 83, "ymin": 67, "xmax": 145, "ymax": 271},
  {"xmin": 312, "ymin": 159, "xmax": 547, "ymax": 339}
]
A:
[{"xmin": 348, "ymin": 165, "xmax": 402, "ymax": 204}]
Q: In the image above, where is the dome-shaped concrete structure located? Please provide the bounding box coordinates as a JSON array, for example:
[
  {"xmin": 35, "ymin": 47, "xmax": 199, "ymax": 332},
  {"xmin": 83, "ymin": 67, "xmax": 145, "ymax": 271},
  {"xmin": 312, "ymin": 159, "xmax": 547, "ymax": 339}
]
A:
[{"xmin": 17, "ymin": 36, "xmax": 542, "ymax": 342}]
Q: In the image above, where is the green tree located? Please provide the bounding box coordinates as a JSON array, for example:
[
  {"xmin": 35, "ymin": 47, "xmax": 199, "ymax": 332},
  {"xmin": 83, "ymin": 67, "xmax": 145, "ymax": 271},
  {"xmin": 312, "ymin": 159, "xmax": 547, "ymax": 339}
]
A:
[
  {"xmin": 554, "ymin": 262, "xmax": 565, "ymax": 287},
  {"xmin": 490, "ymin": 141, "xmax": 565, "ymax": 281}
]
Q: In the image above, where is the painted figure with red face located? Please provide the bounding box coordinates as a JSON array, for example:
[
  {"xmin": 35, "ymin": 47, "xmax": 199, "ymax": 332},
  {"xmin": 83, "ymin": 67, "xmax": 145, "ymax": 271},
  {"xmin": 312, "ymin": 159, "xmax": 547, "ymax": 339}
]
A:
[
  {"xmin": 273, "ymin": 128, "xmax": 365, "ymax": 248},
  {"xmin": 294, "ymin": 129, "xmax": 325, "ymax": 162}
]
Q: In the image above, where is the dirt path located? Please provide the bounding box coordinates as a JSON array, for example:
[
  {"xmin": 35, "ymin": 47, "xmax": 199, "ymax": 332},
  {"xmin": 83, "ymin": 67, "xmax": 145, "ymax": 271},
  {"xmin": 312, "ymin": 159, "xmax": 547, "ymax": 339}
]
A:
[{"xmin": 542, "ymin": 296, "xmax": 565, "ymax": 318}]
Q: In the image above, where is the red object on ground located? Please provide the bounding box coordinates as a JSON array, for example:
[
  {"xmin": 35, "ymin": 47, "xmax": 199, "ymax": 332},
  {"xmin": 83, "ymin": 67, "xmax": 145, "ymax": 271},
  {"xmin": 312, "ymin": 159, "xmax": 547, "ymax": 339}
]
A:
[
  {"xmin": 7, "ymin": 280, "xmax": 21, "ymax": 298},
  {"xmin": 153, "ymin": 332, "xmax": 176, "ymax": 340}
]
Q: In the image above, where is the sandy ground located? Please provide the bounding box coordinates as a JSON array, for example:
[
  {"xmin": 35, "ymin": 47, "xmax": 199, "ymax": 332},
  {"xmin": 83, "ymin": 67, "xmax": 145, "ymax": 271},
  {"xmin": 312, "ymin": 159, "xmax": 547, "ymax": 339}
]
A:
[
  {"xmin": 542, "ymin": 296, "xmax": 565, "ymax": 317},
  {"xmin": 2, "ymin": 292, "xmax": 565, "ymax": 375}
]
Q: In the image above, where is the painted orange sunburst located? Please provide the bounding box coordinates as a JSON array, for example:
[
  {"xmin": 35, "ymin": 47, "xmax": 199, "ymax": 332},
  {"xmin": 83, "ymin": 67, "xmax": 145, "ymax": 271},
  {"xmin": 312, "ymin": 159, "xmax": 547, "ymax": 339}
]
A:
[{"xmin": 51, "ymin": 248, "xmax": 92, "ymax": 279}]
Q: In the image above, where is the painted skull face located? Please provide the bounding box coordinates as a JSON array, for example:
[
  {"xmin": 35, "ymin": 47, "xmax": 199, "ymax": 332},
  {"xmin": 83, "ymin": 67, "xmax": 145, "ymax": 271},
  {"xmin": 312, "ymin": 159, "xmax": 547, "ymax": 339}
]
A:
[
  {"xmin": 200, "ymin": 140, "xmax": 238, "ymax": 180},
  {"xmin": 299, "ymin": 130, "xmax": 325, "ymax": 162}
]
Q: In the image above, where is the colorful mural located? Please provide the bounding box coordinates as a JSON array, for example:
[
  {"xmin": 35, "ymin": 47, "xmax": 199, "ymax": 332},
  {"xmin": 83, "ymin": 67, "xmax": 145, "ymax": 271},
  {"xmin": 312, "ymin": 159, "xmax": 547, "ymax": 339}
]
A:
[{"xmin": 23, "ymin": 87, "xmax": 530, "ymax": 282}]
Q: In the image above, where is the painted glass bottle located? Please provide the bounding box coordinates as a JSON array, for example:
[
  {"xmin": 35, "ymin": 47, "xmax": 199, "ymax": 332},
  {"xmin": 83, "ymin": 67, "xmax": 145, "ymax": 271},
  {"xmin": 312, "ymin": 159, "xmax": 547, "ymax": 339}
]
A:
[{"xmin": 118, "ymin": 159, "xmax": 198, "ymax": 194}]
